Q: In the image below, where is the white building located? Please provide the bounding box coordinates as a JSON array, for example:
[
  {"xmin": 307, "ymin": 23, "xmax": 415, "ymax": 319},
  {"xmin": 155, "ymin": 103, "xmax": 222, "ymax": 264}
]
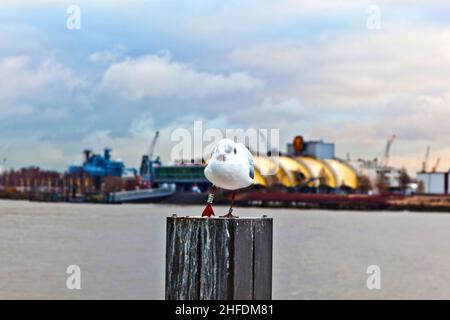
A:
[
  {"xmin": 416, "ymin": 172, "xmax": 449, "ymax": 194},
  {"xmin": 352, "ymin": 159, "xmax": 402, "ymax": 189}
]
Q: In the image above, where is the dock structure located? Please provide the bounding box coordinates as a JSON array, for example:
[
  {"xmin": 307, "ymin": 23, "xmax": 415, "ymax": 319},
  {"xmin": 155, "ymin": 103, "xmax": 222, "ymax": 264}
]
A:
[
  {"xmin": 108, "ymin": 187, "xmax": 175, "ymax": 203},
  {"xmin": 165, "ymin": 216, "xmax": 273, "ymax": 300}
]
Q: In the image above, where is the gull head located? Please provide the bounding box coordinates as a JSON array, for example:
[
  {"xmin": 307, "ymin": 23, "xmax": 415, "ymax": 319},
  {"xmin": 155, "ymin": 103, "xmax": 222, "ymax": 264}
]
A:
[{"xmin": 213, "ymin": 138, "xmax": 236, "ymax": 162}]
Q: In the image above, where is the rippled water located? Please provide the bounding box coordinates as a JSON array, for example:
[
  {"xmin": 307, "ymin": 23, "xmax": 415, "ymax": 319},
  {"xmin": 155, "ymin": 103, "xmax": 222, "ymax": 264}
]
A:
[{"xmin": 1, "ymin": 199, "xmax": 450, "ymax": 299}]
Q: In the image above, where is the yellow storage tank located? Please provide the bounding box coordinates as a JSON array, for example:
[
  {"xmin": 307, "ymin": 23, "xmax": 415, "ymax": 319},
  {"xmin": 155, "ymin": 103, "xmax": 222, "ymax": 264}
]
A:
[
  {"xmin": 252, "ymin": 154, "xmax": 358, "ymax": 190},
  {"xmin": 253, "ymin": 155, "xmax": 293, "ymax": 187},
  {"xmin": 253, "ymin": 167, "xmax": 267, "ymax": 187},
  {"xmin": 296, "ymin": 157, "xmax": 337, "ymax": 188},
  {"xmin": 277, "ymin": 156, "xmax": 311, "ymax": 187},
  {"xmin": 322, "ymin": 159, "xmax": 358, "ymax": 189}
]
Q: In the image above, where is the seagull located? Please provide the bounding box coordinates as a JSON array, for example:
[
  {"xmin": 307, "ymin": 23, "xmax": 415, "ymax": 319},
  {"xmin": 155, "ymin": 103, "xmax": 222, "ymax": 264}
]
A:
[{"xmin": 202, "ymin": 139, "xmax": 254, "ymax": 218}]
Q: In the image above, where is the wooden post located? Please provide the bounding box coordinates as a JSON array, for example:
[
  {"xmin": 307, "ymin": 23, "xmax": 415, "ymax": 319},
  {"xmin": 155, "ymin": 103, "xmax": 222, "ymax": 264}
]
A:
[{"xmin": 165, "ymin": 216, "xmax": 273, "ymax": 300}]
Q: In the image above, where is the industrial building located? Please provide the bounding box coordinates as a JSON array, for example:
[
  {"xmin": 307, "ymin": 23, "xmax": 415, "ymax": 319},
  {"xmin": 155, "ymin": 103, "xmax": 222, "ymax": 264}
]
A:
[
  {"xmin": 69, "ymin": 149, "xmax": 131, "ymax": 177},
  {"xmin": 416, "ymin": 172, "xmax": 450, "ymax": 195},
  {"xmin": 287, "ymin": 139, "xmax": 335, "ymax": 159},
  {"xmin": 151, "ymin": 136, "xmax": 359, "ymax": 193},
  {"xmin": 252, "ymin": 137, "xmax": 358, "ymax": 191},
  {"xmin": 414, "ymin": 146, "xmax": 448, "ymax": 195},
  {"xmin": 353, "ymin": 158, "xmax": 403, "ymax": 189},
  {"xmin": 68, "ymin": 148, "xmax": 138, "ymax": 190}
]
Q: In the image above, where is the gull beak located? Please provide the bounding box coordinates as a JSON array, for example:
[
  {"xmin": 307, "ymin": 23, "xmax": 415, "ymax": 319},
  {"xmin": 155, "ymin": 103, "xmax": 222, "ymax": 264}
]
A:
[{"xmin": 216, "ymin": 154, "xmax": 226, "ymax": 161}]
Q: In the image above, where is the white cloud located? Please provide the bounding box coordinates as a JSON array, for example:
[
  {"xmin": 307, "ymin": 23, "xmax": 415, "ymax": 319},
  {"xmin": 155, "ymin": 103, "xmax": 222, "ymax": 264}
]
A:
[
  {"xmin": 230, "ymin": 98, "xmax": 310, "ymax": 128},
  {"xmin": 89, "ymin": 46, "xmax": 126, "ymax": 64},
  {"xmin": 230, "ymin": 25, "xmax": 450, "ymax": 108},
  {"xmin": 89, "ymin": 51, "xmax": 118, "ymax": 64},
  {"xmin": 99, "ymin": 53, "xmax": 264, "ymax": 100},
  {"xmin": 0, "ymin": 55, "xmax": 86, "ymax": 116}
]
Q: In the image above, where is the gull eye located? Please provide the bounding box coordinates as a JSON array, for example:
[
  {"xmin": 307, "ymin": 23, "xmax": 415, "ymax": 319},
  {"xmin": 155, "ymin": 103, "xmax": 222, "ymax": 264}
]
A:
[{"xmin": 234, "ymin": 148, "xmax": 237, "ymax": 154}]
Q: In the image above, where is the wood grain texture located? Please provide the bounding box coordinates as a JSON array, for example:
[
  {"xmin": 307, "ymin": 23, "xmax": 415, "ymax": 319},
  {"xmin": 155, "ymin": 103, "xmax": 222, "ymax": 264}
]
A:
[{"xmin": 165, "ymin": 216, "xmax": 272, "ymax": 300}]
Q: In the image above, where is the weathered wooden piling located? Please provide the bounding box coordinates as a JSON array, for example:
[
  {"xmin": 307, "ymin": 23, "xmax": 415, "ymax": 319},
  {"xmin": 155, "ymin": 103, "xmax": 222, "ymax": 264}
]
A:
[{"xmin": 165, "ymin": 215, "xmax": 273, "ymax": 300}]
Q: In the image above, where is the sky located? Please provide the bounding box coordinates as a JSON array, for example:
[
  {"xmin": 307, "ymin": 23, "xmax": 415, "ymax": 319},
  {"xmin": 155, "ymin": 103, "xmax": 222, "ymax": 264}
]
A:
[{"xmin": 0, "ymin": 0, "xmax": 449, "ymax": 174}]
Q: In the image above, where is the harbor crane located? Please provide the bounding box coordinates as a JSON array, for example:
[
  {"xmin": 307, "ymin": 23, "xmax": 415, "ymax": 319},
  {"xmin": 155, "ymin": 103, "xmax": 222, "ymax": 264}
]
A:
[
  {"xmin": 139, "ymin": 131, "xmax": 160, "ymax": 185},
  {"xmin": 148, "ymin": 131, "xmax": 160, "ymax": 160},
  {"xmin": 432, "ymin": 157, "xmax": 440, "ymax": 173},
  {"xmin": 421, "ymin": 146, "xmax": 430, "ymax": 173},
  {"xmin": 379, "ymin": 134, "xmax": 396, "ymax": 167}
]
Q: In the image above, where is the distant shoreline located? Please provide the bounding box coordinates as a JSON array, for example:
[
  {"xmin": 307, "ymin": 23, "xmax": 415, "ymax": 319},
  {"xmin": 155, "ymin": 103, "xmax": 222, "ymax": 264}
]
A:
[{"xmin": 1, "ymin": 192, "xmax": 450, "ymax": 213}]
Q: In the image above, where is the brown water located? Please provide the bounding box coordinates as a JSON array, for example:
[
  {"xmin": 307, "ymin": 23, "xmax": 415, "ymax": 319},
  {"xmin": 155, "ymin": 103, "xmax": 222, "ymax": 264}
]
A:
[{"xmin": 1, "ymin": 199, "xmax": 450, "ymax": 299}]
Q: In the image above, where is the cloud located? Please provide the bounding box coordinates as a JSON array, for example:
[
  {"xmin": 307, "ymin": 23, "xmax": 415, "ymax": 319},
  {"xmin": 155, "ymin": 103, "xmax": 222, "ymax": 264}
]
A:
[
  {"xmin": 89, "ymin": 46, "xmax": 126, "ymax": 64},
  {"xmin": 229, "ymin": 25, "xmax": 450, "ymax": 134},
  {"xmin": 230, "ymin": 25, "xmax": 450, "ymax": 108},
  {"xmin": 229, "ymin": 98, "xmax": 310, "ymax": 129},
  {"xmin": 12, "ymin": 56, "xmax": 82, "ymax": 88},
  {"xmin": 99, "ymin": 53, "xmax": 264, "ymax": 100},
  {"xmin": 0, "ymin": 55, "xmax": 86, "ymax": 116}
]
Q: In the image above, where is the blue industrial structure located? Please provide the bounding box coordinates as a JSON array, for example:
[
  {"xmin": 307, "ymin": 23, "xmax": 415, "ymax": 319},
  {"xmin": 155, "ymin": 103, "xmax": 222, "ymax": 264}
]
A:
[{"xmin": 69, "ymin": 149, "xmax": 130, "ymax": 177}]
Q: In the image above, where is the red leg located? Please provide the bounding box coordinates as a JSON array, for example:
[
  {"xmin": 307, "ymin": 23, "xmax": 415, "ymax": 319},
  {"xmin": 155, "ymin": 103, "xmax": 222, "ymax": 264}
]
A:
[
  {"xmin": 202, "ymin": 185, "xmax": 216, "ymax": 217},
  {"xmin": 221, "ymin": 191, "xmax": 236, "ymax": 218}
]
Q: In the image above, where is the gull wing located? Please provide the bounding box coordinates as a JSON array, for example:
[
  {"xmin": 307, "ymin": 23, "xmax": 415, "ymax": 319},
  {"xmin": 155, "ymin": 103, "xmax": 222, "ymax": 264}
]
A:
[{"xmin": 237, "ymin": 143, "xmax": 254, "ymax": 179}]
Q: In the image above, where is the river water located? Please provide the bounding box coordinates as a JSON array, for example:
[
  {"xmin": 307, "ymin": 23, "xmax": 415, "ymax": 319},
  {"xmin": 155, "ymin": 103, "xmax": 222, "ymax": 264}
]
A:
[{"xmin": 1, "ymin": 199, "xmax": 450, "ymax": 299}]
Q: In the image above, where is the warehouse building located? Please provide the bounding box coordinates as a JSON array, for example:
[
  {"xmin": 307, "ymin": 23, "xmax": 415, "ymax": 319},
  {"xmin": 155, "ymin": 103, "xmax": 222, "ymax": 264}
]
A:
[{"xmin": 416, "ymin": 172, "xmax": 450, "ymax": 195}]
